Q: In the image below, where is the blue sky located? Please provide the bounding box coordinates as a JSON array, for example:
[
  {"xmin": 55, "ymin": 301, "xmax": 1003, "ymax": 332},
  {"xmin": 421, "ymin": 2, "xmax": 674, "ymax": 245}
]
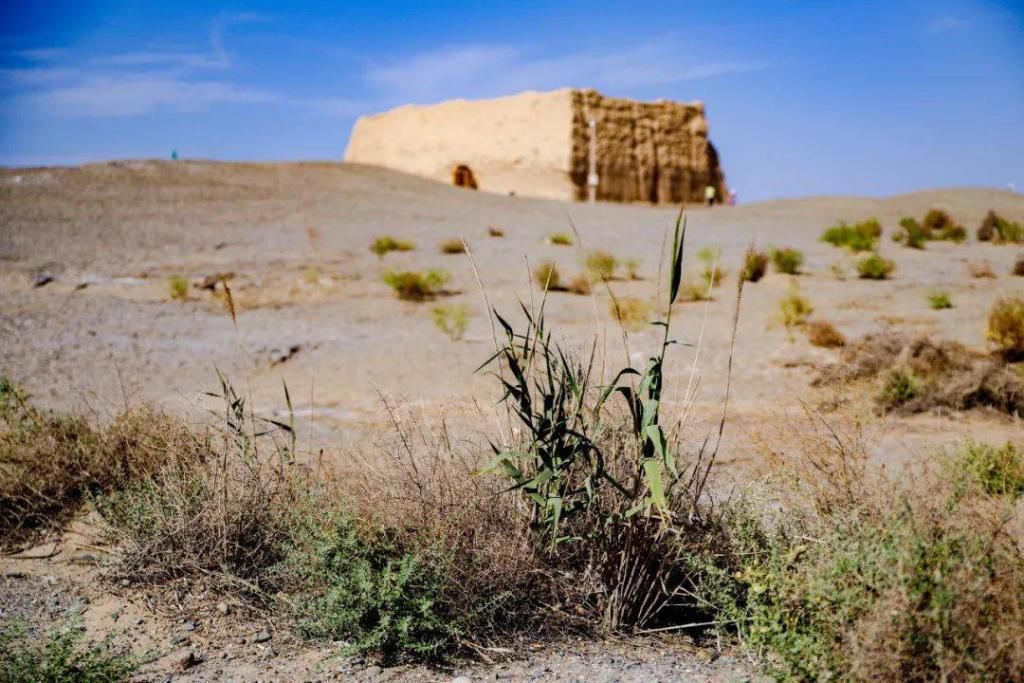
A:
[{"xmin": 0, "ymin": 1, "xmax": 1021, "ymax": 201}]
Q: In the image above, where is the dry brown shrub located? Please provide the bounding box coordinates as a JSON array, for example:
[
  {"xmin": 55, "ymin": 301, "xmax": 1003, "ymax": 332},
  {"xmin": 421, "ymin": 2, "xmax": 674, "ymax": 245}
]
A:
[
  {"xmin": 1014, "ymin": 254, "xmax": 1024, "ymax": 277},
  {"xmin": 567, "ymin": 273, "xmax": 591, "ymax": 295},
  {"xmin": 806, "ymin": 320, "xmax": 846, "ymax": 348},
  {"xmin": 814, "ymin": 332, "xmax": 1024, "ymax": 415}
]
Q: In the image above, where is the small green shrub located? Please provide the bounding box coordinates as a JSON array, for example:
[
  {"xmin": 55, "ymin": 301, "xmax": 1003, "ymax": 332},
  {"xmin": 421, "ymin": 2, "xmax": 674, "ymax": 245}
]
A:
[
  {"xmin": 381, "ymin": 270, "xmax": 449, "ymax": 301},
  {"xmin": 987, "ymin": 296, "xmax": 1024, "ymax": 358},
  {"xmin": 431, "ymin": 304, "xmax": 472, "ymax": 340},
  {"xmin": 697, "ymin": 247, "xmax": 726, "ymax": 287},
  {"xmin": 978, "ymin": 210, "xmax": 1023, "ymax": 244},
  {"xmin": 856, "ymin": 253, "xmax": 895, "ymax": 280},
  {"xmin": 771, "ymin": 247, "xmax": 805, "ymax": 275},
  {"xmin": 583, "ymin": 250, "xmax": 617, "ymax": 281},
  {"xmin": 288, "ymin": 513, "xmax": 461, "ymax": 664},
  {"xmin": 927, "ymin": 289, "xmax": 953, "ymax": 309},
  {"xmin": 439, "ymin": 238, "xmax": 465, "ymax": 255},
  {"xmin": 371, "ymin": 236, "xmax": 415, "ymax": 258},
  {"xmin": 958, "ymin": 442, "xmax": 1024, "ymax": 498},
  {"xmin": 168, "ymin": 275, "xmax": 189, "ymax": 301},
  {"xmin": 880, "ymin": 368, "xmax": 920, "ymax": 406},
  {"xmin": 894, "ymin": 217, "xmax": 928, "ymax": 249},
  {"xmin": 743, "ymin": 250, "xmax": 769, "ymax": 282},
  {"xmin": 779, "ymin": 286, "xmax": 813, "ymax": 332},
  {"xmin": 921, "ymin": 209, "xmax": 966, "ymax": 242},
  {"xmin": 533, "ymin": 260, "xmax": 562, "ymax": 290},
  {"xmin": 997, "ymin": 220, "xmax": 1024, "ymax": 244},
  {"xmin": 821, "ymin": 219, "xmax": 882, "ymax": 251},
  {"xmin": 0, "ymin": 619, "xmax": 135, "ymax": 682},
  {"xmin": 548, "ymin": 232, "xmax": 573, "ymax": 246}
]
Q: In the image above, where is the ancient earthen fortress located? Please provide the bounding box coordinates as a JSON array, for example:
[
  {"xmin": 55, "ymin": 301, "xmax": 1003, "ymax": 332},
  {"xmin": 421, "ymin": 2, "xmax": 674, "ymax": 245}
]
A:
[{"xmin": 345, "ymin": 88, "xmax": 726, "ymax": 204}]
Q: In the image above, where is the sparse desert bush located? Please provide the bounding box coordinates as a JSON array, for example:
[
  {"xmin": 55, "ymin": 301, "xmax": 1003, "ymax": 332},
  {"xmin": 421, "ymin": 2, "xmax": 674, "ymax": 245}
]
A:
[
  {"xmin": 1014, "ymin": 254, "xmax": 1024, "ymax": 276},
  {"xmin": 533, "ymin": 260, "xmax": 562, "ymax": 290},
  {"xmin": 779, "ymin": 286, "xmax": 813, "ymax": 333},
  {"xmin": 697, "ymin": 247, "xmax": 726, "ymax": 287},
  {"xmin": 548, "ymin": 232, "xmax": 573, "ymax": 246},
  {"xmin": 987, "ymin": 296, "xmax": 1024, "ymax": 358},
  {"xmin": 805, "ymin": 320, "xmax": 846, "ymax": 348},
  {"xmin": 487, "ymin": 225, "xmax": 505, "ymax": 238},
  {"xmin": 743, "ymin": 250, "xmax": 769, "ymax": 282},
  {"xmin": 856, "ymin": 253, "xmax": 895, "ymax": 279},
  {"xmin": 771, "ymin": 247, "xmax": 805, "ymax": 274},
  {"xmin": 583, "ymin": 249, "xmax": 617, "ymax": 281},
  {"xmin": 168, "ymin": 274, "xmax": 189, "ymax": 300},
  {"xmin": 1, "ymin": 619, "xmax": 135, "ymax": 682},
  {"xmin": 815, "ymin": 332, "xmax": 1024, "ymax": 416},
  {"xmin": 922, "ymin": 209, "xmax": 966, "ymax": 242},
  {"xmin": 431, "ymin": 303, "xmax": 471, "ymax": 340},
  {"xmin": 568, "ymin": 273, "xmax": 591, "ymax": 295},
  {"xmin": 927, "ymin": 288, "xmax": 953, "ymax": 309},
  {"xmin": 678, "ymin": 280, "xmax": 712, "ymax": 302},
  {"xmin": 957, "ymin": 441, "xmax": 1024, "ymax": 498},
  {"xmin": 381, "ymin": 269, "xmax": 449, "ymax": 301},
  {"xmin": 821, "ymin": 219, "xmax": 882, "ymax": 251},
  {"xmin": 968, "ymin": 260, "xmax": 995, "ymax": 278},
  {"xmin": 0, "ymin": 379, "xmax": 185, "ymax": 549},
  {"xmin": 371, "ymin": 236, "xmax": 415, "ymax": 257},
  {"xmin": 608, "ymin": 296, "xmax": 652, "ymax": 330},
  {"xmin": 894, "ymin": 217, "xmax": 928, "ymax": 248},
  {"xmin": 979, "ymin": 210, "xmax": 1024, "ymax": 243},
  {"xmin": 439, "ymin": 238, "xmax": 466, "ymax": 254}
]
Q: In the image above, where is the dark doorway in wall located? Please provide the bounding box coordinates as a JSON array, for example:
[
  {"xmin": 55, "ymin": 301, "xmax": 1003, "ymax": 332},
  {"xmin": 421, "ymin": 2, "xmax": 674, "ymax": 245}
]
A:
[{"xmin": 452, "ymin": 165, "xmax": 477, "ymax": 190}]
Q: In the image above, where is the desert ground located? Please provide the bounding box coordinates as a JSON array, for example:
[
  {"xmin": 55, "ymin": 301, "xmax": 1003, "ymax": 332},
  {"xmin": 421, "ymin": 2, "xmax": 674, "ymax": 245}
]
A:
[{"xmin": 2, "ymin": 160, "xmax": 1023, "ymax": 680}]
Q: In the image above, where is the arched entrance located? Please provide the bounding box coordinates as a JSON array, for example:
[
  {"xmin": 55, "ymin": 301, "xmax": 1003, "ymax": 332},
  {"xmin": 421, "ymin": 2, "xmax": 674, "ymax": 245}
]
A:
[{"xmin": 452, "ymin": 164, "xmax": 477, "ymax": 190}]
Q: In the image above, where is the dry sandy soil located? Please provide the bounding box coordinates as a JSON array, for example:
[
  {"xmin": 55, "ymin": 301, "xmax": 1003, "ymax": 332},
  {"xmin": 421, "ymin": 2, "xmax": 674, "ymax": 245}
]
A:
[{"xmin": 2, "ymin": 160, "xmax": 1023, "ymax": 680}]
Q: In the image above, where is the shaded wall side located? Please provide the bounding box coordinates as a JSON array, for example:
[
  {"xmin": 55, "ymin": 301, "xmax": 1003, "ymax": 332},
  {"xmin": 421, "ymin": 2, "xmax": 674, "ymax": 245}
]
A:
[
  {"xmin": 568, "ymin": 90, "xmax": 727, "ymax": 204},
  {"xmin": 344, "ymin": 91, "xmax": 576, "ymax": 200}
]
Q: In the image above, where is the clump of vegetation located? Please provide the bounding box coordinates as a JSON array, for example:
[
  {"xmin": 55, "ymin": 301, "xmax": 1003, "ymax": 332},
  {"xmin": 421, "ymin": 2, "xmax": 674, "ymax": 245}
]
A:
[
  {"xmin": 1014, "ymin": 254, "xmax": 1024, "ymax": 276},
  {"xmin": 743, "ymin": 250, "xmax": 769, "ymax": 282},
  {"xmin": 805, "ymin": 320, "xmax": 845, "ymax": 348},
  {"xmin": 894, "ymin": 217, "xmax": 928, "ymax": 249},
  {"xmin": 978, "ymin": 210, "xmax": 1023, "ymax": 243},
  {"xmin": 927, "ymin": 288, "xmax": 953, "ymax": 309},
  {"xmin": 968, "ymin": 260, "xmax": 995, "ymax": 279},
  {"xmin": 771, "ymin": 247, "xmax": 805, "ymax": 274},
  {"xmin": 921, "ymin": 209, "xmax": 967, "ymax": 242},
  {"xmin": 439, "ymin": 238, "xmax": 466, "ymax": 255},
  {"xmin": 856, "ymin": 253, "xmax": 895, "ymax": 279},
  {"xmin": 987, "ymin": 296, "xmax": 1024, "ymax": 359},
  {"xmin": 608, "ymin": 296, "xmax": 652, "ymax": 330},
  {"xmin": 381, "ymin": 270, "xmax": 449, "ymax": 301},
  {"xmin": 487, "ymin": 226, "xmax": 505, "ymax": 238},
  {"xmin": 779, "ymin": 286, "xmax": 813, "ymax": 334},
  {"xmin": 957, "ymin": 441, "xmax": 1024, "ymax": 498},
  {"xmin": 697, "ymin": 247, "xmax": 726, "ymax": 287},
  {"xmin": 431, "ymin": 304, "xmax": 472, "ymax": 340},
  {"xmin": 371, "ymin": 236, "xmax": 415, "ymax": 258},
  {"xmin": 821, "ymin": 219, "xmax": 882, "ymax": 251},
  {"xmin": 879, "ymin": 368, "xmax": 921, "ymax": 407},
  {"xmin": 678, "ymin": 280, "xmax": 712, "ymax": 302},
  {"xmin": 168, "ymin": 274, "xmax": 189, "ymax": 300},
  {"xmin": 547, "ymin": 232, "xmax": 573, "ymax": 246},
  {"xmin": 533, "ymin": 260, "xmax": 562, "ymax": 291},
  {"xmin": 583, "ymin": 250, "xmax": 617, "ymax": 281},
  {"xmin": 1, "ymin": 620, "xmax": 135, "ymax": 682},
  {"xmin": 568, "ymin": 274, "xmax": 592, "ymax": 295}
]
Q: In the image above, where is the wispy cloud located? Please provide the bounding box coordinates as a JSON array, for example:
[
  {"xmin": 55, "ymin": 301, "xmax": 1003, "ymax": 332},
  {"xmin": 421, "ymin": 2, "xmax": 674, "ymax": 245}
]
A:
[
  {"xmin": 0, "ymin": 12, "xmax": 274, "ymax": 117},
  {"xmin": 924, "ymin": 16, "xmax": 968, "ymax": 35},
  {"xmin": 363, "ymin": 39, "xmax": 766, "ymax": 103}
]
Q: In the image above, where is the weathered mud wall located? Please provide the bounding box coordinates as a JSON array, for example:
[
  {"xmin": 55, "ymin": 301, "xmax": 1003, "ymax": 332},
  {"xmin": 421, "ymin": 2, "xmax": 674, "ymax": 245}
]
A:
[
  {"xmin": 345, "ymin": 88, "xmax": 726, "ymax": 204},
  {"xmin": 344, "ymin": 90, "xmax": 576, "ymax": 200},
  {"xmin": 569, "ymin": 90, "xmax": 726, "ymax": 204}
]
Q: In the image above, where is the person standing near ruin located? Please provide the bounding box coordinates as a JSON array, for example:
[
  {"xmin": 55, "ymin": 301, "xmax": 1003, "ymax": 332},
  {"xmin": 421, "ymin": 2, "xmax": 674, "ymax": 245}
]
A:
[{"xmin": 705, "ymin": 185, "xmax": 716, "ymax": 206}]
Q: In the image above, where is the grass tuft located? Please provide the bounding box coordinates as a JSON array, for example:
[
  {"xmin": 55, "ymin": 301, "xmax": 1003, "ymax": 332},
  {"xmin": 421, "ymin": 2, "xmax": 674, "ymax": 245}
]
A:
[
  {"xmin": 0, "ymin": 619, "xmax": 135, "ymax": 682},
  {"xmin": 821, "ymin": 219, "xmax": 882, "ymax": 251},
  {"xmin": 743, "ymin": 250, "xmax": 769, "ymax": 282},
  {"xmin": 431, "ymin": 303, "xmax": 472, "ymax": 340},
  {"xmin": 608, "ymin": 296, "xmax": 652, "ymax": 330},
  {"xmin": 439, "ymin": 238, "xmax": 466, "ymax": 255},
  {"xmin": 771, "ymin": 247, "xmax": 805, "ymax": 275},
  {"xmin": 371, "ymin": 236, "xmax": 415, "ymax": 258},
  {"xmin": 381, "ymin": 270, "xmax": 450, "ymax": 301},
  {"xmin": 533, "ymin": 260, "xmax": 562, "ymax": 291},
  {"xmin": 927, "ymin": 288, "xmax": 953, "ymax": 309},
  {"xmin": 583, "ymin": 250, "xmax": 617, "ymax": 281},
  {"xmin": 987, "ymin": 296, "xmax": 1024, "ymax": 359},
  {"xmin": 168, "ymin": 274, "xmax": 189, "ymax": 301},
  {"xmin": 856, "ymin": 253, "xmax": 895, "ymax": 280},
  {"xmin": 547, "ymin": 232, "xmax": 573, "ymax": 246}
]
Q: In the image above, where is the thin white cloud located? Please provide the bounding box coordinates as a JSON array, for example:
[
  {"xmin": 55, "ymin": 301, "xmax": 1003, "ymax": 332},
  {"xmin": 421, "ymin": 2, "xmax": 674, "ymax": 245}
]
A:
[
  {"xmin": 924, "ymin": 16, "xmax": 968, "ymax": 35},
  {"xmin": 0, "ymin": 66, "xmax": 79, "ymax": 87},
  {"xmin": 363, "ymin": 40, "xmax": 766, "ymax": 102},
  {"xmin": 15, "ymin": 75, "xmax": 276, "ymax": 117}
]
